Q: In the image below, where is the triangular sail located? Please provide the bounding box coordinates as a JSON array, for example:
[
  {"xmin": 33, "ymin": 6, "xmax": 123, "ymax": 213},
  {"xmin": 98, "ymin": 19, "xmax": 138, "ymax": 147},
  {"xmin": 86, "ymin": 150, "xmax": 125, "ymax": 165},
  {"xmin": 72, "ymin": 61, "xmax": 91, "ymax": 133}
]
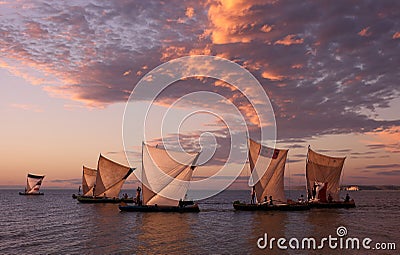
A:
[
  {"xmin": 82, "ymin": 166, "xmax": 97, "ymax": 196},
  {"xmin": 93, "ymin": 154, "xmax": 134, "ymax": 198},
  {"xmin": 306, "ymin": 147, "xmax": 345, "ymax": 201},
  {"xmin": 26, "ymin": 173, "xmax": 45, "ymax": 194},
  {"xmin": 248, "ymin": 139, "xmax": 287, "ymax": 203},
  {"xmin": 142, "ymin": 143, "xmax": 200, "ymax": 206}
]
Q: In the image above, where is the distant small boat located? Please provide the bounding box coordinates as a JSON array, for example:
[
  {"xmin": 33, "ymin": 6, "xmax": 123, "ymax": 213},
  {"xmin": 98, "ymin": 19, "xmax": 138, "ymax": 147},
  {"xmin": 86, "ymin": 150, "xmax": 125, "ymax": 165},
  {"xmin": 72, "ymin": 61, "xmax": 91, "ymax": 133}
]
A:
[
  {"xmin": 76, "ymin": 154, "xmax": 135, "ymax": 203},
  {"xmin": 306, "ymin": 146, "xmax": 356, "ymax": 208},
  {"xmin": 19, "ymin": 173, "xmax": 45, "ymax": 195},
  {"xmin": 119, "ymin": 143, "xmax": 201, "ymax": 213},
  {"xmin": 233, "ymin": 139, "xmax": 310, "ymax": 211}
]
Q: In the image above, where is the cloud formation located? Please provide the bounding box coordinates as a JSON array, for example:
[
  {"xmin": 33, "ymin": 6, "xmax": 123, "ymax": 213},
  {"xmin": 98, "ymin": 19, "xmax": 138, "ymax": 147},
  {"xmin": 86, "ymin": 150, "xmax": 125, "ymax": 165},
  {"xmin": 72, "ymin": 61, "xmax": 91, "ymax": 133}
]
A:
[{"xmin": 0, "ymin": 0, "xmax": 399, "ymax": 140}]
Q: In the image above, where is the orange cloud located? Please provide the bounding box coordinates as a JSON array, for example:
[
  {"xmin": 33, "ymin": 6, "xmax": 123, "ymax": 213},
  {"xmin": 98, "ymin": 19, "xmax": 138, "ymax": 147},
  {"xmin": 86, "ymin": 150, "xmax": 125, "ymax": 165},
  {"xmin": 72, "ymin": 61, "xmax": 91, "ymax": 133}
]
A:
[
  {"xmin": 161, "ymin": 46, "xmax": 186, "ymax": 61},
  {"xmin": 291, "ymin": 64, "xmax": 303, "ymax": 69},
  {"xmin": 185, "ymin": 7, "xmax": 195, "ymax": 18},
  {"xmin": 260, "ymin": 24, "xmax": 273, "ymax": 33},
  {"xmin": 364, "ymin": 126, "xmax": 400, "ymax": 153},
  {"xmin": 392, "ymin": 32, "xmax": 400, "ymax": 39},
  {"xmin": 358, "ymin": 27, "xmax": 371, "ymax": 37},
  {"xmin": 207, "ymin": 0, "xmax": 274, "ymax": 44},
  {"xmin": 261, "ymin": 71, "xmax": 284, "ymax": 81},
  {"xmin": 123, "ymin": 70, "xmax": 132, "ymax": 76},
  {"xmin": 274, "ymin": 34, "xmax": 304, "ymax": 46}
]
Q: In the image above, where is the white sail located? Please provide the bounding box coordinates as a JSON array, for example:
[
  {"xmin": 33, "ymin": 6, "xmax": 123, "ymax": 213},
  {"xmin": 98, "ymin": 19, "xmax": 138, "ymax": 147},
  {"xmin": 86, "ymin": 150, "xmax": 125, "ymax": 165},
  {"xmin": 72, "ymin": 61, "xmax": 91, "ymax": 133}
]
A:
[
  {"xmin": 82, "ymin": 166, "xmax": 97, "ymax": 196},
  {"xmin": 248, "ymin": 139, "xmax": 287, "ymax": 203},
  {"xmin": 26, "ymin": 173, "xmax": 45, "ymax": 194},
  {"xmin": 306, "ymin": 147, "xmax": 345, "ymax": 201},
  {"xmin": 93, "ymin": 154, "xmax": 134, "ymax": 198},
  {"xmin": 142, "ymin": 143, "xmax": 200, "ymax": 206}
]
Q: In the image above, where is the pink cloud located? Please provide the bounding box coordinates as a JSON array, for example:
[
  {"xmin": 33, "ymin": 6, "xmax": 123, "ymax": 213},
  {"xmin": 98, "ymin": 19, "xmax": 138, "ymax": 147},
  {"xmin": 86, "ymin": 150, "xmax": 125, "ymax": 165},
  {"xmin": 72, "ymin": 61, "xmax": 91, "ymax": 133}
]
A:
[{"xmin": 274, "ymin": 34, "xmax": 304, "ymax": 46}]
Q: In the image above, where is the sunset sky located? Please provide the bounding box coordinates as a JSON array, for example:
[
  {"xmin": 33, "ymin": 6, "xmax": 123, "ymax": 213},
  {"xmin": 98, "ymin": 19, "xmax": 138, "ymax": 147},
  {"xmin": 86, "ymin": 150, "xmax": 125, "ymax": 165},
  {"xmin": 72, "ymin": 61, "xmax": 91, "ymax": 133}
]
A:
[{"xmin": 0, "ymin": 0, "xmax": 399, "ymax": 189}]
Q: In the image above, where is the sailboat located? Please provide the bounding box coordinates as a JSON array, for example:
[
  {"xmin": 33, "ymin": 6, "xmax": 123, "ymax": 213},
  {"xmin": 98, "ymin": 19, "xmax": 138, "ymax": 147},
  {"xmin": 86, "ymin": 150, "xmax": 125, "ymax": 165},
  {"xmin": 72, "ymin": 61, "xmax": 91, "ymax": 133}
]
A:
[
  {"xmin": 233, "ymin": 139, "xmax": 309, "ymax": 211},
  {"xmin": 19, "ymin": 173, "xmax": 45, "ymax": 195},
  {"xmin": 306, "ymin": 146, "xmax": 355, "ymax": 208},
  {"xmin": 77, "ymin": 154, "xmax": 135, "ymax": 203},
  {"xmin": 119, "ymin": 143, "xmax": 201, "ymax": 212},
  {"xmin": 72, "ymin": 166, "xmax": 97, "ymax": 199}
]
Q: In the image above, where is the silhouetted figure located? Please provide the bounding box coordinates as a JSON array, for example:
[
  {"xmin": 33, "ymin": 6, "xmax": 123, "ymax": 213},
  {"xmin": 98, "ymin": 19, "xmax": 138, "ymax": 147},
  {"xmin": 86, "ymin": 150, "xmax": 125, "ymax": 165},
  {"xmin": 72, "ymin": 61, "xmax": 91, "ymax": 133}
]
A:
[
  {"xmin": 136, "ymin": 186, "xmax": 142, "ymax": 205},
  {"xmin": 312, "ymin": 183, "xmax": 317, "ymax": 199},
  {"xmin": 78, "ymin": 186, "xmax": 81, "ymax": 195},
  {"xmin": 345, "ymin": 193, "xmax": 350, "ymax": 202},
  {"xmin": 179, "ymin": 199, "xmax": 183, "ymax": 208},
  {"xmin": 92, "ymin": 184, "xmax": 96, "ymax": 197},
  {"xmin": 269, "ymin": 196, "xmax": 273, "ymax": 206},
  {"xmin": 251, "ymin": 186, "xmax": 256, "ymax": 204},
  {"xmin": 328, "ymin": 193, "xmax": 333, "ymax": 203}
]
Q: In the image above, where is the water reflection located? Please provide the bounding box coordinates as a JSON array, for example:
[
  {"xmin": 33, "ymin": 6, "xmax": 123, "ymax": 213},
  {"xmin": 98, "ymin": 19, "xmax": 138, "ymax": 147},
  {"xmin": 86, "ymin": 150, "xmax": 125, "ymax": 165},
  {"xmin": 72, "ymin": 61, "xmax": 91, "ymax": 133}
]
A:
[{"xmin": 136, "ymin": 213, "xmax": 196, "ymax": 254}]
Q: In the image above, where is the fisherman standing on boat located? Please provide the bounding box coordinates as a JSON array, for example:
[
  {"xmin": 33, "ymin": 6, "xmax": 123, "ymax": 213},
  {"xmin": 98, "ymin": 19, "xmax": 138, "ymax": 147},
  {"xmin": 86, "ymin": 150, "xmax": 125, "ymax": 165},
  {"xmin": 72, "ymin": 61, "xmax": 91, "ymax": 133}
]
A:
[
  {"xmin": 312, "ymin": 183, "xmax": 317, "ymax": 200},
  {"xmin": 251, "ymin": 186, "xmax": 256, "ymax": 204},
  {"xmin": 345, "ymin": 193, "xmax": 350, "ymax": 202},
  {"xmin": 136, "ymin": 186, "xmax": 142, "ymax": 205},
  {"xmin": 92, "ymin": 184, "xmax": 96, "ymax": 197},
  {"xmin": 78, "ymin": 185, "xmax": 81, "ymax": 195},
  {"xmin": 269, "ymin": 196, "xmax": 273, "ymax": 205}
]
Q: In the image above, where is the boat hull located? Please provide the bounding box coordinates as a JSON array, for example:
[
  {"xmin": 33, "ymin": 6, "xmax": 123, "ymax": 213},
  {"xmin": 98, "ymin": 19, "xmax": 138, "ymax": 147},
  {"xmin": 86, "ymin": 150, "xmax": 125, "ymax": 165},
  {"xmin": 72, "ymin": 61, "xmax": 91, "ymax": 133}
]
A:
[
  {"xmin": 119, "ymin": 204, "xmax": 200, "ymax": 213},
  {"xmin": 233, "ymin": 202, "xmax": 310, "ymax": 211},
  {"xmin": 19, "ymin": 192, "xmax": 44, "ymax": 195},
  {"xmin": 308, "ymin": 201, "xmax": 356, "ymax": 208},
  {"xmin": 77, "ymin": 196, "xmax": 134, "ymax": 204}
]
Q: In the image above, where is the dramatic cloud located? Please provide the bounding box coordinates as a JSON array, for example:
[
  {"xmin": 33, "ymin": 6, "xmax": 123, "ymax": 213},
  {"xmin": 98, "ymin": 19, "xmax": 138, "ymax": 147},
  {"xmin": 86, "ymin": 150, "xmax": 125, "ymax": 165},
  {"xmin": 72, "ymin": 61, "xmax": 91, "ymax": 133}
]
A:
[{"xmin": 0, "ymin": 0, "xmax": 399, "ymax": 140}]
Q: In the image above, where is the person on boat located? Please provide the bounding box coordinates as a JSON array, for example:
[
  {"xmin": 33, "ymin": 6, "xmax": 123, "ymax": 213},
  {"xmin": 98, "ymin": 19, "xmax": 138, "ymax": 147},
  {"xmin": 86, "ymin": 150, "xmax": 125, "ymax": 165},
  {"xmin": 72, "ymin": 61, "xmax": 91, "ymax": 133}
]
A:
[
  {"xmin": 312, "ymin": 183, "xmax": 317, "ymax": 199},
  {"xmin": 251, "ymin": 186, "xmax": 256, "ymax": 204},
  {"xmin": 345, "ymin": 193, "xmax": 350, "ymax": 202},
  {"xmin": 78, "ymin": 186, "xmax": 81, "ymax": 195},
  {"xmin": 328, "ymin": 193, "xmax": 333, "ymax": 203},
  {"xmin": 136, "ymin": 186, "xmax": 142, "ymax": 205},
  {"xmin": 269, "ymin": 196, "xmax": 273, "ymax": 206},
  {"xmin": 298, "ymin": 195, "xmax": 305, "ymax": 203},
  {"xmin": 92, "ymin": 184, "xmax": 96, "ymax": 197},
  {"xmin": 179, "ymin": 199, "xmax": 183, "ymax": 208}
]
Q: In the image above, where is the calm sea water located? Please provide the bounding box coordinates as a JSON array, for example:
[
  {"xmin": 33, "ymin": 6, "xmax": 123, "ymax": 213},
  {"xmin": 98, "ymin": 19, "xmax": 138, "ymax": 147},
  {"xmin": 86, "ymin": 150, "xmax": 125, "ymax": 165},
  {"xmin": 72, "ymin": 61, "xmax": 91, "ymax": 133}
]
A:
[{"xmin": 0, "ymin": 189, "xmax": 398, "ymax": 254}]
